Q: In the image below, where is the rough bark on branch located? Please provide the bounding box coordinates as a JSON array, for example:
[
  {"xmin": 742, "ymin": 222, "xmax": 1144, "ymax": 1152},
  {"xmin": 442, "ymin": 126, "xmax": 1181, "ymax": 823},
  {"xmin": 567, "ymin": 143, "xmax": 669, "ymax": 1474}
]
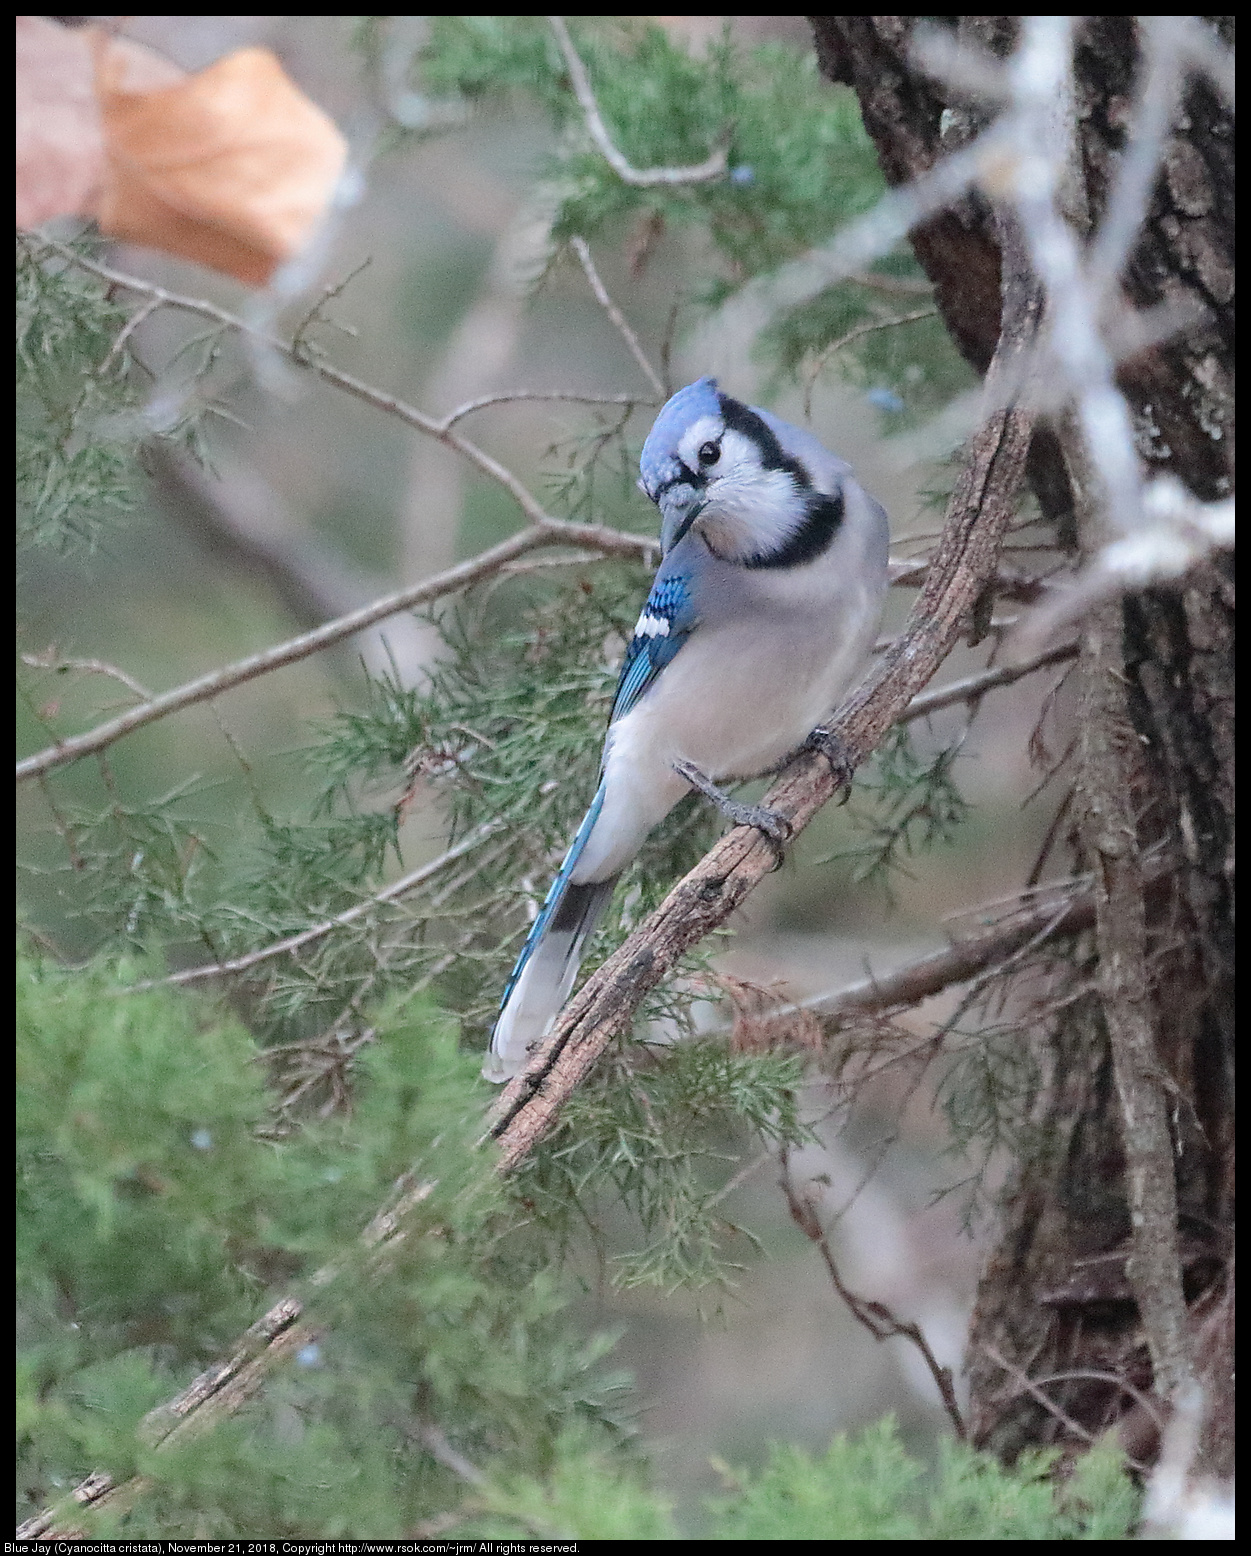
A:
[
  {"xmin": 811, "ymin": 15, "xmax": 1234, "ymax": 1475},
  {"xmin": 1079, "ymin": 602, "xmax": 1193, "ymax": 1402},
  {"xmin": 488, "ymin": 215, "xmax": 1043, "ymax": 1169}
]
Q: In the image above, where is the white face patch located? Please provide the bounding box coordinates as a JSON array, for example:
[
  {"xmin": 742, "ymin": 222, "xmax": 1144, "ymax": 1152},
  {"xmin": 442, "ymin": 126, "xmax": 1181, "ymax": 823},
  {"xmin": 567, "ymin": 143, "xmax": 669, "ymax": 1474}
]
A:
[
  {"xmin": 698, "ymin": 428, "xmax": 810, "ymax": 563},
  {"xmin": 668, "ymin": 411, "xmax": 814, "ymax": 563},
  {"xmin": 675, "ymin": 415, "xmax": 725, "ymax": 474}
]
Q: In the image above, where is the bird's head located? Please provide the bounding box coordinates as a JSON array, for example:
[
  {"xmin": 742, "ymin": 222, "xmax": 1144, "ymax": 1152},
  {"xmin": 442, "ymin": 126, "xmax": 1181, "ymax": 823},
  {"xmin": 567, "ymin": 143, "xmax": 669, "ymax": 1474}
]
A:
[{"xmin": 639, "ymin": 377, "xmax": 822, "ymax": 563}]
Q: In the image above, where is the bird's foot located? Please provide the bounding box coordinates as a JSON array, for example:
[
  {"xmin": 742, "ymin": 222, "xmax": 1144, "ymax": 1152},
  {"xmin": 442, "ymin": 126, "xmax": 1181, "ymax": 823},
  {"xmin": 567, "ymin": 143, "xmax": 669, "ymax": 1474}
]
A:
[
  {"xmin": 673, "ymin": 759, "xmax": 791, "ymax": 870},
  {"xmin": 804, "ymin": 725, "xmax": 856, "ymax": 804}
]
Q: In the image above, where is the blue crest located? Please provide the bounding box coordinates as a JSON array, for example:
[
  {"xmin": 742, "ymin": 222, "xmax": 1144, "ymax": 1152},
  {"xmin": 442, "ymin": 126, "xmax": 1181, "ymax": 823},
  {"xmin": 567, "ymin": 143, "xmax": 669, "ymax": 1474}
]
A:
[{"xmin": 639, "ymin": 376, "xmax": 722, "ymax": 495}]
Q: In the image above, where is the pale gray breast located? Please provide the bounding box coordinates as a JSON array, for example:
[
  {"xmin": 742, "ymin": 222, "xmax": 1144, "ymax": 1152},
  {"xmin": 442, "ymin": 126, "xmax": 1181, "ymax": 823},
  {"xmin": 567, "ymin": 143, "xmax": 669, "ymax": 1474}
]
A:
[{"xmin": 686, "ymin": 474, "xmax": 886, "ymax": 625}]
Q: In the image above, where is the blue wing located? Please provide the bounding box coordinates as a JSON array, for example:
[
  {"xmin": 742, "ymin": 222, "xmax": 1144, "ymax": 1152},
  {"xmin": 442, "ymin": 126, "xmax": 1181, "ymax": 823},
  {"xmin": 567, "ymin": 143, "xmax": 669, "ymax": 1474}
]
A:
[
  {"xmin": 493, "ymin": 569, "xmax": 695, "ymax": 1024},
  {"xmin": 495, "ymin": 780, "xmax": 606, "ymax": 1018},
  {"xmin": 610, "ymin": 567, "xmax": 699, "ymax": 725}
]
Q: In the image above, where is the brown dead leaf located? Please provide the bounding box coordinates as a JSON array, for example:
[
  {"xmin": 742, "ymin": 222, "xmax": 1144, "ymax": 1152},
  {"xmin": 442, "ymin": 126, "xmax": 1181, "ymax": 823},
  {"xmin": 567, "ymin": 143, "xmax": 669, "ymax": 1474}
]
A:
[
  {"xmin": 16, "ymin": 16, "xmax": 183, "ymax": 229},
  {"xmin": 16, "ymin": 20, "xmax": 348, "ymax": 287},
  {"xmin": 716, "ymin": 972, "xmax": 824, "ymax": 1054},
  {"xmin": 95, "ymin": 42, "xmax": 349, "ymax": 286}
]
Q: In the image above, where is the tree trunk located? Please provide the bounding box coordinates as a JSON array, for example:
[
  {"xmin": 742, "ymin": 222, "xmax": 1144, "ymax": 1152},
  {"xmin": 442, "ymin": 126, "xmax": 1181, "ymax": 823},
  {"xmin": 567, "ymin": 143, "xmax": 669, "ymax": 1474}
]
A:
[{"xmin": 809, "ymin": 15, "xmax": 1233, "ymax": 1475}]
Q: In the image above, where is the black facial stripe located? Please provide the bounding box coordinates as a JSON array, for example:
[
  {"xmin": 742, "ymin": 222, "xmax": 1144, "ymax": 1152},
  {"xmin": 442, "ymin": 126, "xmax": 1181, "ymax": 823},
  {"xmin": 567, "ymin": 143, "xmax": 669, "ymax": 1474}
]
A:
[
  {"xmin": 717, "ymin": 393, "xmax": 812, "ymax": 490},
  {"xmin": 742, "ymin": 489, "xmax": 845, "ymax": 570},
  {"xmin": 655, "ymin": 465, "xmax": 707, "ymax": 499}
]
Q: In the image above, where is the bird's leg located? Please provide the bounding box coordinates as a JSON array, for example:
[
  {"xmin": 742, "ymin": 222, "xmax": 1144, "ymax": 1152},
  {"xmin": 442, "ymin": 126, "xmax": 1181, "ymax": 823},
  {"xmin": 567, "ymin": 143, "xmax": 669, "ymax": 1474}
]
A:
[
  {"xmin": 803, "ymin": 725, "xmax": 857, "ymax": 805},
  {"xmin": 673, "ymin": 759, "xmax": 791, "ymax": 869}
]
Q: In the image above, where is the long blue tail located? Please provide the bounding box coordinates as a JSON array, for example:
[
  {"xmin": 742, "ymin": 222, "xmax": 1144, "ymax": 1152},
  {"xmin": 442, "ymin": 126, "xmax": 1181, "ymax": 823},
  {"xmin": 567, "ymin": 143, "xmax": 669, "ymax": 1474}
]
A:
[{"xmin": 485, "ymin": 783, "xmax": 618, "ymax": 1081}]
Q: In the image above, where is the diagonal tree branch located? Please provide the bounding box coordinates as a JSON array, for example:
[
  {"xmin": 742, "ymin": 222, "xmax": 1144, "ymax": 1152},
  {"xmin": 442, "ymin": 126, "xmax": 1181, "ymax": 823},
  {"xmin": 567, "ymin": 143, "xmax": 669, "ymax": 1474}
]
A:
[
  {"xmin": 569, "ymin": 236, "xmax": 666, "ymax": 397},
  {"xmin": 124, "ymin": 821, "xmax": 504, "ymax": 993},
  {"xmin": 488, "ymin": 215, "xmax": 1044, "ymax": 1169},
  {"xmin": 17, "ymin": 1177, "xmax": 436, "ymax": 1539},
  {"xmin": 16, "ymin": 520, "xmax": 653, "ymax": 785}
]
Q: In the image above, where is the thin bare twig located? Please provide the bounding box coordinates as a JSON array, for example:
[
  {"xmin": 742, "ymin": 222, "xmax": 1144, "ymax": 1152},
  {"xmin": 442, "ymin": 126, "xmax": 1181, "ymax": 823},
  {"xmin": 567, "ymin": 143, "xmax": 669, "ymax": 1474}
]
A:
[
  {"xmin": 941, "ymin": 872, "xmax": 1090, "ymax": 927},
  {"xmin": 289, "ymin": 256, "xmax": 371, "ymax": 360},
  {"xmin": 1030, "ymin": 1367, "xmax": 1165, "ymax": 1435},
  {"xmin": 898, "ymin": 640, "xmax": 1076, "ymax": 725},
  {"xmin": 889, "ymin": 555, "xmax": 1057, "ymax": 606},
  {"xmin": 569, "ymin": 237, "xmax": 666, "ymax": 398},
  {"xmin": 28, "ymin": 239, "xmax": 570, "ymax": 529},
  {"xmin": 439, "ymin": 389, "xmax": 659, "ymax": 431},
  {"xmin": 16, "ymin": 522, "xmax": 650, "ymax": 786},
  {"xmin": 99, "ymin": 293, "xmax": 161, "ymax": 375},
  {"xmin": 803, "ymin": 306, "xmax": 939, "ymax": 416},
  {"xmin": 21, "ymin": 650, "xmax": 153, "ymax": 704},
  {"xmin": 780, "ymin": 1146, "xmax": 966, "ymax": 1437},
  {"xmin": 124, "ymin": 821, "xmax": 503, "ymax": 992},
  {"xmin": 549, "ymin": 16, "xmax": 729, "ymax": 189},
  {"xmin": 980, "ymin": 1344, "xmax": 1097, "ymax": 1447}
]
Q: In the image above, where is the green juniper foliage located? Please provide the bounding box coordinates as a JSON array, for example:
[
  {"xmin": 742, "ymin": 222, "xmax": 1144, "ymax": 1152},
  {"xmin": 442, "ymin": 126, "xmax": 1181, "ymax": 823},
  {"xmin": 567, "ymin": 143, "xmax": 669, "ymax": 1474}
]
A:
[
  {"xmin": 16, "ymin": 949, "xmax": 644, "ymax": 1537},
  {"xmin": 18, "ymin": 950, "xmax": 1136, "ymax": 1538},
  {"xmin": 18, "ymin": 17, "xmax": 1109, "ymax": 1538},
  {"xmin": 16, "ymin": 234, "xmax": 222, "ymax": 555},
  {"xmin": 420, "ymin": 17, "xmax": 884, "ymax": 276},
  {"xmin": 711, "ymin": 1419, "xmax": 1138, "ymax": 1540},
  {"xmin": 416, "ymin": 17, "xmax": 972, "ymax": 420},
  {"xmin": 822, "ymin": 722, "xmax": 973, "ymax": 893},
  {"xmin": 17, "ymin": 235, "xmax": 147, "ymax": 554}
]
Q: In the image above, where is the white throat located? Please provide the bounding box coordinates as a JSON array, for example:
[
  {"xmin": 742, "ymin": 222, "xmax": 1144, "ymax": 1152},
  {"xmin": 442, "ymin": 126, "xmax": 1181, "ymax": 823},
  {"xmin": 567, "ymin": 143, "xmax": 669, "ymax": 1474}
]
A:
[{"xmin": 700, "ymin": 467, "xmax": 808, "ymax": 563}]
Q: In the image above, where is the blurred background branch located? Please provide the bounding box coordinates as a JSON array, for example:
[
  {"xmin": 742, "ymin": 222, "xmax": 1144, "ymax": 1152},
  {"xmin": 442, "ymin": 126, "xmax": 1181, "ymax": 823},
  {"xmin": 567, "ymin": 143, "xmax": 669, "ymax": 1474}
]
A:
[{"xmin": 17, "ymin": 13, "xmax": 1233, "ymax": 1538}]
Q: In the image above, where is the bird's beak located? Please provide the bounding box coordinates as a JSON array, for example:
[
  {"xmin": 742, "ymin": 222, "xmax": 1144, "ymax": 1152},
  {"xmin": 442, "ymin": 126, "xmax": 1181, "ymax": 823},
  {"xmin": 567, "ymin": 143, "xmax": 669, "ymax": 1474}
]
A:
[{"xmin": 661, "ymin": 493, "xmax": 707, "ymax": 555}]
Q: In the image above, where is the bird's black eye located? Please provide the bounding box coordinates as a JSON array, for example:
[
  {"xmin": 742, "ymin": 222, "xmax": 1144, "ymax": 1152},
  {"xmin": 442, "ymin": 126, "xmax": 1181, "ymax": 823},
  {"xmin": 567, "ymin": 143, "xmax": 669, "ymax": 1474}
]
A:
[{"xmin": 698, "ymin": 440, "xmax": 721, "ymax": 466}]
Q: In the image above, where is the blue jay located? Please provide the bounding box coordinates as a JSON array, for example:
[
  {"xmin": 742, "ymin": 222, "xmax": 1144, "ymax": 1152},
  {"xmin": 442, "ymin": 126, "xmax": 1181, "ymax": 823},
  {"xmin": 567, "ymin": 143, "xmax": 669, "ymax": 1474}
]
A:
[{"xmin": 485, "ymin": 376, "xmax": 890, "ymax": 1081}]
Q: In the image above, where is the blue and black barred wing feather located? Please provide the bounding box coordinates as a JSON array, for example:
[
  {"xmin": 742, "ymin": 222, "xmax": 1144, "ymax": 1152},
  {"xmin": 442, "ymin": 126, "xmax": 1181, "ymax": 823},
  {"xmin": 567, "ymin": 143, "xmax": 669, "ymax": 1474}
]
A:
[
  {"xmin": 486, "ymin": 781, "xmax": 615, "ymax": 1080},
  {"xmin": 610, "ymin": 569, "xmax": 699, "ymax": 725},
  {"xmin": 485, "ymin": 569, "xmax": 699, "ymax": 1080},
  {"xmin": 493, "ymin": 781, "xmax": 605, "ymax": 1018}
]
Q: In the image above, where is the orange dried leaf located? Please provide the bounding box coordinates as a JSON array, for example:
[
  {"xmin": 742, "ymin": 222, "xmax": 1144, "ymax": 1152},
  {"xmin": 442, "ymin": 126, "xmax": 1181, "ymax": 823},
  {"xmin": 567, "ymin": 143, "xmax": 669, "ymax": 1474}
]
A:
[
  {"xmin": 96, "ymin": 44, "xmax": 348, "ymax": 286},
  {"xmin": 16, "ymin": 17, "xmax": 182, "ymax": 229}
]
